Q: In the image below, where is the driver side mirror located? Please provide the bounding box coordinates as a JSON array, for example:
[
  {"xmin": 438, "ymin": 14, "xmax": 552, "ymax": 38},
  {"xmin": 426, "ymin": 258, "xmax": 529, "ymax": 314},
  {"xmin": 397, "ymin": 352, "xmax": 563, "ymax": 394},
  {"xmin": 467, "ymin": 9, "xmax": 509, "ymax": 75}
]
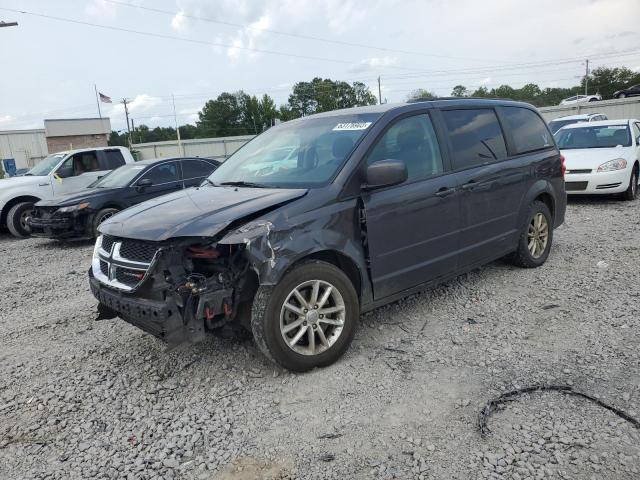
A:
[
  {"xmin": 363, "ymin": 160, "xmax": 407, "ymax": 190},
  {"xmin": 56, "ymin": 167, "xmax": 74, "ymax": 179},
  {"xmin": 136, "ymin": 178, "xmax": 153, "ymax": 191}
]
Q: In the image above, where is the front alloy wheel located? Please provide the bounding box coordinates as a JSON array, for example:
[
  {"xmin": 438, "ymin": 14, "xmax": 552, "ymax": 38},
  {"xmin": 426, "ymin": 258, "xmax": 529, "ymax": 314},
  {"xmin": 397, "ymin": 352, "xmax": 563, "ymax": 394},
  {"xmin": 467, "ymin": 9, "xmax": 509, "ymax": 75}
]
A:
[
  {"xmin": 251, "ymin": 260, "xmax": 359, "ymax": 372},
  {"xmin": 280, "ymin": 280, "xmax": 345, "ymax": 356}
]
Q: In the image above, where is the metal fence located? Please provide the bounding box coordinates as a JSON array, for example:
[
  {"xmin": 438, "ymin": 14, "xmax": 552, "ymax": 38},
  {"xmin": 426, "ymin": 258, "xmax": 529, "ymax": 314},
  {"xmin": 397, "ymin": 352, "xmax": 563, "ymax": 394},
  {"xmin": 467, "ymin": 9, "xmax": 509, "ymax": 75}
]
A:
[
  {"xmin": 131, "ymin": 135, "xmax": 254, "ymax": 161},
  {"xmin": 538, "ymin": 97, "xmax": 640, "ymax": 122}
]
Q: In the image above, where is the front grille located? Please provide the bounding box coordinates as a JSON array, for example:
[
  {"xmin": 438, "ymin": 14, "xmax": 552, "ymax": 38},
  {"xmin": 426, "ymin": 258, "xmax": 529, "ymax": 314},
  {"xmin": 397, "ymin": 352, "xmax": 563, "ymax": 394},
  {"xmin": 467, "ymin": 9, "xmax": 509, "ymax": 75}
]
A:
[
  {"xmin": 102, "ymin": 235, "xmax": 116, "ymax": 253},
  {"xmin": 565, "ymin": 181, "xmax": 588, "ymax": 191},
  {"xmin": 115, "ymin": 267, "xmax": 144, "ymax": 287},
  {"xmin": 119, "ymin": 240, "xmax": 158, "ymax": 263},
  {"xmin": 33, "ymin": 207, "xmax": 57, "ymax": 219},
  {"xmin": 566, "ymin": 169, "xmax": 592, "ymax": 174},
  {"xmin": 99, "ymin": 260, "xmax": 109, "ymax": 277}
]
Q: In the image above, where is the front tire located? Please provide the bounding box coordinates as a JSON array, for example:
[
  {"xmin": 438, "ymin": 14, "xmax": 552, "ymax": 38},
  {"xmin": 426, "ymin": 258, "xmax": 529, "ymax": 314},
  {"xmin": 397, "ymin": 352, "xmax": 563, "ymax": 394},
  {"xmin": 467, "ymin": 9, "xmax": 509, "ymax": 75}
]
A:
[
  {"xmin": 509, "ymin": 201, "xmax": 553, "ymax": 268},
  {"xmin": 618, "ymin": 93, "xmax": 626, "ymax": 99},
  {"xmin": 6, "ymin": 202, "xmax": 34, "ymax": 238},
  {"xmin": 622, "ymin": 166, "xmax": 638, "ymax": 201},
  {"xmin": 92, "ymin": 208, "xmax": 119, "ymax": 238},
  {"xmin": 251, "ymin": 260, "xmax": 359, "ymax": 372}
]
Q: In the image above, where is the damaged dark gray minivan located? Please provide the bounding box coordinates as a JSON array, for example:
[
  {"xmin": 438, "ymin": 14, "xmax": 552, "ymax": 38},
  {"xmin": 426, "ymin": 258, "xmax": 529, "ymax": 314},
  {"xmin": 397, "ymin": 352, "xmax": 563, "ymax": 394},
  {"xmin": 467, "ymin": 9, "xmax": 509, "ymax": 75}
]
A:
[{"xmin": 89, "ymin": 99, "xmax": 566, "ymax": 371}]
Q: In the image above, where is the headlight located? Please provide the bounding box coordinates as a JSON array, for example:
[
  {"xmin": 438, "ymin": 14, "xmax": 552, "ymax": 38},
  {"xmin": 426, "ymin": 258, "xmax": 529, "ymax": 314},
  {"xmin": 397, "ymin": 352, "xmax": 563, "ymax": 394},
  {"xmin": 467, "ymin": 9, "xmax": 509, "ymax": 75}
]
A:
[
  {"xmin": 57, "ymin": 202, "xmax": 90, "ymax": 213},
  {"xmin": 597, "ymin": 158, "xmax": 627, "ymax": 172}
]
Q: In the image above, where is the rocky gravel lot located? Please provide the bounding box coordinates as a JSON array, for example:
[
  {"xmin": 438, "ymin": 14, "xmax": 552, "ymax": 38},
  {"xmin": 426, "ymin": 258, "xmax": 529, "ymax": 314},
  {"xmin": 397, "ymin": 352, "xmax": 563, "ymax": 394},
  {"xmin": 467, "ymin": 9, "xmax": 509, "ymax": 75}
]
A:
[{"xmin": 1, "ymin": 197, "xmax": 640, "ymax": 480}]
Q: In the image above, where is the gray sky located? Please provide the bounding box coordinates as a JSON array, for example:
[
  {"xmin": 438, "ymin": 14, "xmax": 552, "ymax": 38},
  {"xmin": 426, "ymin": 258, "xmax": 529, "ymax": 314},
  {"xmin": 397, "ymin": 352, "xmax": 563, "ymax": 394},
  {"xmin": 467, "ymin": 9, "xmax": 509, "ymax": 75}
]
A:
[{"xmin": 1, "ymin": 0, "xmax": 639, "ymax": 131}]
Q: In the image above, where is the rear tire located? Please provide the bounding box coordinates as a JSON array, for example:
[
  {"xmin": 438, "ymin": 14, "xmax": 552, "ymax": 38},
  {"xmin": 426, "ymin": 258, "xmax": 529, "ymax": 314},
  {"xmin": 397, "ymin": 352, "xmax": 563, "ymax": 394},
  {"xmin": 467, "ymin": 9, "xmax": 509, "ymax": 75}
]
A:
[
  {"xmin": 251, "ymin": 260, "xmax": 359, "ymax": 372},
  {"xmin": 618, "ymin": 93, "xmax": 626, "ymax": 99},
  {"xmin": 622, "ymin": 166, "xmax": 638, "ymax": 201},
  {"xmin": 6, "ymin": 202, "xmax": 34, "ymax": 238},
  {"xmin": 509, "ymin": 201, "xmax": 553, "ymax": 268},
  {"xmin": 92, "ymin": 208, "xmax": 119, "ymax": 238}
]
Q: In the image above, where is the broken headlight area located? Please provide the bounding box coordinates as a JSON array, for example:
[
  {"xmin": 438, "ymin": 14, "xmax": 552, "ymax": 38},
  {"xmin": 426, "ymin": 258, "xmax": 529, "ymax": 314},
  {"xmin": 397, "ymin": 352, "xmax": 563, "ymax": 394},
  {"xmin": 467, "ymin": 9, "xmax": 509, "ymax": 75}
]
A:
[{"xmin": 90, "ymin": 237, "xmax": 255, "ymax": 346}]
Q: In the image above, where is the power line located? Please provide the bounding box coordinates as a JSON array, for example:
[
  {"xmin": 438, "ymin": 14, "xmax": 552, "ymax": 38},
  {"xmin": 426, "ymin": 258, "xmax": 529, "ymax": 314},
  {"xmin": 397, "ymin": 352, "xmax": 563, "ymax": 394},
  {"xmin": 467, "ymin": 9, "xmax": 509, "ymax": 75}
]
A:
[{"xmin": 103, "ymin": 0, "xmax": 508, "ymax": 64}]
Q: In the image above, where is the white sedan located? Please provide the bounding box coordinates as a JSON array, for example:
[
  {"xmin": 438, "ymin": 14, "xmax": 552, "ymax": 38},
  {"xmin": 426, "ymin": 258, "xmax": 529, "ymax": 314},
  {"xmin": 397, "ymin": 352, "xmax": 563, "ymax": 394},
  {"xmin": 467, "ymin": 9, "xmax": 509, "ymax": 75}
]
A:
[
  {"xmin": 555, "ymin": 119, "xmax": 640, "ymax": 199},
  {"xmin": 559, "ymin": 94, "xmax": 601, "ymax": 105}
]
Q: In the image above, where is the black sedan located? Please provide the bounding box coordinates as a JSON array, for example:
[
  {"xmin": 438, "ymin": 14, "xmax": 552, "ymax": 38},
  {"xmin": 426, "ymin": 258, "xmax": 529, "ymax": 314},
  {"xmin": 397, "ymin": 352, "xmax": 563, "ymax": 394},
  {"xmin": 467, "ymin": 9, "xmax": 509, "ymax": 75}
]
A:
[
  {"xmin": 29, "ymin": 157, "xmax": 219, "ymax": 240},
  {"xmin": 614, "ymin": 84, "xmax": 640, "ymax": 99}
]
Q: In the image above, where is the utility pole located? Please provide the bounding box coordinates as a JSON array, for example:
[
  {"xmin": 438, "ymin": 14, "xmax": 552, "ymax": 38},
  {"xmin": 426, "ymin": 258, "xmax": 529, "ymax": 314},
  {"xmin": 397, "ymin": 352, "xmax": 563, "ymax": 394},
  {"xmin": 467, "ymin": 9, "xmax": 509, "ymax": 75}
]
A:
[
  {"xmin": 378, "ymin": 76, "xmax": 382, "ymax": 105},
  {"xmin": 172, "ymin": 94, "xmax": 184, "ymax": 156},
  {"xmin": 131, "ymin": 118, "xmax": 135, "ymax": 144},
  {"xmin": 0, "ymin": 21, "xmax": 18, "ymax": 28},
  {"xmin": 122, "ymin": 98, "xmax": 132, "ymax": 148},
  {"xmin": 584, "ymin": 59, "xmax": 589, "ymax": 96}
]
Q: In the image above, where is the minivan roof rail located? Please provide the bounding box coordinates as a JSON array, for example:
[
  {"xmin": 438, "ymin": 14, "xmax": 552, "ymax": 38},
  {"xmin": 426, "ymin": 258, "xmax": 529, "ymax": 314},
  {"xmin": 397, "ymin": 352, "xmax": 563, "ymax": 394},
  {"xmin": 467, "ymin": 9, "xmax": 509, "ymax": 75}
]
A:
[{"xmin": 406, "ymin": 97, "xmax": 517, "ymax": 103}]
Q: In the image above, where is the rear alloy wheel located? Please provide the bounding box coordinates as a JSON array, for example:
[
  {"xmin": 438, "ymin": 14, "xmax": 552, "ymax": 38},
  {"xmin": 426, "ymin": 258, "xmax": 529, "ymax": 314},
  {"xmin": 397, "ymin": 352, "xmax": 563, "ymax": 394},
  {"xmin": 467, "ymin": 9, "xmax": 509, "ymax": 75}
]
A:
[
  {"xmin": 509, "ymin": 200, "xmax": 553, "ymax": 268},
  {"xmin": 251, "ymin": 260, "xmax": 359, "ymax": 372},
  {"xmin": 92, "ymin": 208, "xmax": 119, "ymax": 238},
  {"xmin": 622, "ymin": 167, "xmax": 638, "ymax": 201},
  {"xmin": 619, "ymin": 93, "xmax": 626, "ymax": 98},
  {"xmin": 6, "ymin": 202, "xmax": 35, "ymax": 238}
]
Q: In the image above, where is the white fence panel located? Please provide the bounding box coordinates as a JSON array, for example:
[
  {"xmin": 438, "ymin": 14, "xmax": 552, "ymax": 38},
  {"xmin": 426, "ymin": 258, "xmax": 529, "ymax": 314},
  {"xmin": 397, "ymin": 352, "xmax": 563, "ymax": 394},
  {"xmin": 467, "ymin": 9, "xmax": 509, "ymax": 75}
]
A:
[
  {"xmin": 538, "ymin": 97, "xmax": 640, "ymax": 122},
  {"xmin": 132, "ymin": 135, "xmax": 254, "ymax": 161}
]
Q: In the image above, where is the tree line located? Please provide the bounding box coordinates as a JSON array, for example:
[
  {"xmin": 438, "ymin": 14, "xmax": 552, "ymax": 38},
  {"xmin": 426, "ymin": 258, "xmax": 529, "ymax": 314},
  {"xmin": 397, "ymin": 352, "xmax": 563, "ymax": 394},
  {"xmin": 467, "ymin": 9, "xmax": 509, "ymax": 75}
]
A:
[
  {"xmin": 108, "ymin": 77, "xmax": 378, "ymax": 146},
  {"xmin": 109, "ymin": 66, "xmax": 640, "ymax": 146},
  {"xmin": 407, "ymin": 66, "xmax": 640, "ymax": 106}
]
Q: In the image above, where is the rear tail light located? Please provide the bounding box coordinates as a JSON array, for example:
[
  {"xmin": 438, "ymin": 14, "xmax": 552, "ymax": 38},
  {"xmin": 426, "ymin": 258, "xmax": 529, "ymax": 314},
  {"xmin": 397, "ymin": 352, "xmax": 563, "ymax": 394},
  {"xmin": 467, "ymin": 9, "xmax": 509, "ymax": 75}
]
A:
[{"xmin": 560, "ymin": 154, "xmax": 566, "ymax": 178}]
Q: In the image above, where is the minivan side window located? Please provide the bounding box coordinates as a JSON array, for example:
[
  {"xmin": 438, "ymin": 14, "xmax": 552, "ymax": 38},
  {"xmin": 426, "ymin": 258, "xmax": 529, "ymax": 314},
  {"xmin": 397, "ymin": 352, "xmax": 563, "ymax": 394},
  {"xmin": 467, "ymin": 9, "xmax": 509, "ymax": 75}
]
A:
[
  {"xmin": 442, "ymin": 109, "xmax": 507, "ymax": 169},
  {"xmin": 501, "ymin": 107, "xmax": 553, "ymax": 154},
  {"xmin": 104, "ymin": 149, "xmax": 126, "ymax": 169},
  {"xmin": 367, "ymin": 113, "xmax": 443, "ymax": 182}
]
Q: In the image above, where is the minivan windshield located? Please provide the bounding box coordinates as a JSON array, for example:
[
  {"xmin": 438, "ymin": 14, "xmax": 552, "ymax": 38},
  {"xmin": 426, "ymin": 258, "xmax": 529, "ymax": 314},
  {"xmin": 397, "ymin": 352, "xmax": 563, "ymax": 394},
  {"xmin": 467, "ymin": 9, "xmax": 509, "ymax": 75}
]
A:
[
  {"xmin": 207, "ymin": 113, "xmax": 381, "ymax": 188},
  {"xmin": 92, "ymin": 163, "xmax": 146, "ymax": 188},
  {"xmin": 25, "ymin": 154, "xmax": 65, "ymax": 176},
  {"xmin": 554, "ymin": 125, "xmax": 631, "ymax": 149}
]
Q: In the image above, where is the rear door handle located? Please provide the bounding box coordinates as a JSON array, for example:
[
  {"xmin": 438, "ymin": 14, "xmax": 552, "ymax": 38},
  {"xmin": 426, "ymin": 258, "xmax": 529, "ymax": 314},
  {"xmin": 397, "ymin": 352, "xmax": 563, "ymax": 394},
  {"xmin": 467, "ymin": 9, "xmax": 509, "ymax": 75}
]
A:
[{"xmin": 435, "ymin": 187, "xmax": 456, "ymax": 197}]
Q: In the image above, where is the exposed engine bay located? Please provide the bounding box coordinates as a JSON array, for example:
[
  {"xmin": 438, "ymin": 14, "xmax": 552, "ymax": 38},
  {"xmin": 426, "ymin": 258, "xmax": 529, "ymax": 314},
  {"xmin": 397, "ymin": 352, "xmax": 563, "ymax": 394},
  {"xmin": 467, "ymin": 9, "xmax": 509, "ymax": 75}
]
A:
[{"xmin": 91, "ymin": 235, "xmax": 257, "ymax": 346}]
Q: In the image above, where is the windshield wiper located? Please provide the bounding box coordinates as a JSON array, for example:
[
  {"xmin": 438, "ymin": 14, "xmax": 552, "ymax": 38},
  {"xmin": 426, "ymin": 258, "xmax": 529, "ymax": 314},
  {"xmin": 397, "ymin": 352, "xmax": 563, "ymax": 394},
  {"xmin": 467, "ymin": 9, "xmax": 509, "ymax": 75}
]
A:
[{"xmin": 219, "ymin": 181, "xmax": 269, "ymax": 188}]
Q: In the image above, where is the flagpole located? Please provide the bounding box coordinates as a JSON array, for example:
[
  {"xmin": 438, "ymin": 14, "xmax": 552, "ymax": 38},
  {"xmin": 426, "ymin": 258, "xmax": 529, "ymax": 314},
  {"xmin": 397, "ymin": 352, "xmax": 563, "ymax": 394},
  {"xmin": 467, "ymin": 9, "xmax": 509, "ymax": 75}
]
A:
[{"xmin": 94, "ymin": 84, "xmax": 102, "ymax": 119}]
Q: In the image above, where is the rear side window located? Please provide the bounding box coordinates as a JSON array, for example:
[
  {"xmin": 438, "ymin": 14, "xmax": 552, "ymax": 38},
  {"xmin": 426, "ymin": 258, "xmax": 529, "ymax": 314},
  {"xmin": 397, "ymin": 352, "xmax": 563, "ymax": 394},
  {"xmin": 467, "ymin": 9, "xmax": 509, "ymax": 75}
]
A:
[
  {"xmin": 141, "ymin": 162, "xmax": 180, "ymax": 184},
  {"xmin": 501, "ymin": 107, "xmax": 553, "ymax": 154},
  {"xmin": 182, "ymin": 159, "xmax": 217, "ymax": 179},
  {"xmin": 104, "ymin": 149, "xmax": 126, "ymax": 169},
  {"xmin": 442, "ymin": 109, "xmax": 507, "ymax": 169}
]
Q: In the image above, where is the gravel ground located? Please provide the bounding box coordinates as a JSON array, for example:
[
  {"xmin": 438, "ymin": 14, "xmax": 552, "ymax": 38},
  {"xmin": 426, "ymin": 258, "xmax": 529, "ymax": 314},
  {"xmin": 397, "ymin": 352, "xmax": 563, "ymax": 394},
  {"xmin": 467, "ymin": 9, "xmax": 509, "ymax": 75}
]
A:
[{"xmin": 1, "ymin": 197, "xmax": 640, "ymax": 480}]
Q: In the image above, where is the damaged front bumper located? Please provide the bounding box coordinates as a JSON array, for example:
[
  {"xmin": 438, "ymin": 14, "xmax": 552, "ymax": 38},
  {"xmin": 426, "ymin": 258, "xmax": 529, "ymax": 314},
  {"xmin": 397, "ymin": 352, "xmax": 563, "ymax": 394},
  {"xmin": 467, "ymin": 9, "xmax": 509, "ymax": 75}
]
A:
[
  {"xmin": 29, "ymin": 207, "xmax": 92, "ymax": 240},
  {"xmin": 88, "ymin": 234, "xmax": 246, "ymax": 346}
]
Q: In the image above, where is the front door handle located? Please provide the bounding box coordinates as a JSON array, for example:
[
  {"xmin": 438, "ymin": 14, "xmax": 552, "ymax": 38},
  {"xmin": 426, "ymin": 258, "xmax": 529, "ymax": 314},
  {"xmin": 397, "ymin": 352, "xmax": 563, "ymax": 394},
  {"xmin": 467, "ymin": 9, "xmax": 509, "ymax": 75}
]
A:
[{"xmin": 435, "ymin": 187, "xmax": 456, "ymax": 197}]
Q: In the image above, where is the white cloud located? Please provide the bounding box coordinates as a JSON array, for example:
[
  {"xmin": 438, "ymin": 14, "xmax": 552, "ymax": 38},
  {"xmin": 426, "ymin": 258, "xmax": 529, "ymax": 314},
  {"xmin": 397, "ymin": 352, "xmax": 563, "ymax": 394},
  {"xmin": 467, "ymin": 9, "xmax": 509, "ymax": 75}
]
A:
[
  {"xmin": 171, "ymin": 11, "xmax": 188, "ymax": 31},
  {"xmin": 227, "ymin": 14, "xmax": 271, "ymax": 61},
  {"xmin": 85, "ymin": 0, "xmax": 118, "ymax": 18},
  {"xmin": 0, "ymin": 115, "xmax": 14, "ymax": 125},
  {"xmin": 479, "ymin": 77, "xmax": 492, "ymax": 85},
  {"xmin": 349, "ymin": 56, "xmax": 398, "ymax": 73},
  {"xmin": 108, "ymin": 94, "xmax": 163, "ymax": 118}
]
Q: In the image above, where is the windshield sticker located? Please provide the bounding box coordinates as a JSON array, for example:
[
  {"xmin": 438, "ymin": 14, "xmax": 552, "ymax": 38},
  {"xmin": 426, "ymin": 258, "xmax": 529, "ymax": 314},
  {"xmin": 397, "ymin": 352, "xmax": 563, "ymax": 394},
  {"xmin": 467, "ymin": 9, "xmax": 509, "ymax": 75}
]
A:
[{"xmin": 333, "ymin": 122, "xmax": 372, "ymax": 131}]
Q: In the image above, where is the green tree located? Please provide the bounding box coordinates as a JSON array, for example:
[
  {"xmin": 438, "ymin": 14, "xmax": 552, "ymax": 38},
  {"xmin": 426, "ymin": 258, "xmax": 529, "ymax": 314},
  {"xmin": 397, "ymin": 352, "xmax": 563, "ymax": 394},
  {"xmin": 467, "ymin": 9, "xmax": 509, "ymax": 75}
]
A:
[
  {"xmin": 451, "ymin": 85, "xmax": 469, "ymax": 97},
  {"xmin": 583, "ymin": 66, "xmax": 640, "ymax": 99},
  {"xmin": 406, "ymin": 89, "xmax": 436, "ymax": 101}
]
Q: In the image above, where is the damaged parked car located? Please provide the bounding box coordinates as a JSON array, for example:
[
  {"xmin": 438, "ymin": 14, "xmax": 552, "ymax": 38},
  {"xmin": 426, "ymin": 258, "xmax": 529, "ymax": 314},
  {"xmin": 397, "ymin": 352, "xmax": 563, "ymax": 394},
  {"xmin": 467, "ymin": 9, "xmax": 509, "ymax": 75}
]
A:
[
  {"xmin": 89, "ymin": 99, "xmax": 566, "ymax": 371},
  {"xmin": 29, "ymin": 157, "xmax": 219, "ymax": 240}
]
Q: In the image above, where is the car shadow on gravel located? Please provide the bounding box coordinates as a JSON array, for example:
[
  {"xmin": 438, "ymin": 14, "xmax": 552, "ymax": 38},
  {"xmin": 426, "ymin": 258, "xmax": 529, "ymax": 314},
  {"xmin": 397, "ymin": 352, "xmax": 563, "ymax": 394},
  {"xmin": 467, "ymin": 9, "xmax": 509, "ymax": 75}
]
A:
[{"xmin": 567, "ymin": 195, "xmax": 626, "ymax": 206}]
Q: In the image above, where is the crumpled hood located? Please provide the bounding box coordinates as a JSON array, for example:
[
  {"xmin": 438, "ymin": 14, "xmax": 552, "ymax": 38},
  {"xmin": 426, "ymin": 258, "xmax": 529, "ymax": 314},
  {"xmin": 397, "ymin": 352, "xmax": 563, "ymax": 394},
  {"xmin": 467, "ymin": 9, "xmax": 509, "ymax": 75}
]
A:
[
  {"xmin": 99, "ymin": 186, "xmax": 307, "ymax": 241},
  {"xmin": 36, "ymin": 187, "xmax": 121, "ymax": 207},
  {"xmin": 561, "ymin": 147, "xmax": 633, "ymax": 170}
]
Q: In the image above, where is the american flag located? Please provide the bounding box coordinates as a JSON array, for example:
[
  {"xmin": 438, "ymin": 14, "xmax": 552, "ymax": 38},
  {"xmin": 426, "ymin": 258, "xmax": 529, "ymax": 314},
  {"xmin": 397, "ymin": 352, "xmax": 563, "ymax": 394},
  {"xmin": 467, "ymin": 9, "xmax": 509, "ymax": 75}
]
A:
[{"xmin": 99, "ymin": 92, "xmax": 112, "ymax": 103}]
